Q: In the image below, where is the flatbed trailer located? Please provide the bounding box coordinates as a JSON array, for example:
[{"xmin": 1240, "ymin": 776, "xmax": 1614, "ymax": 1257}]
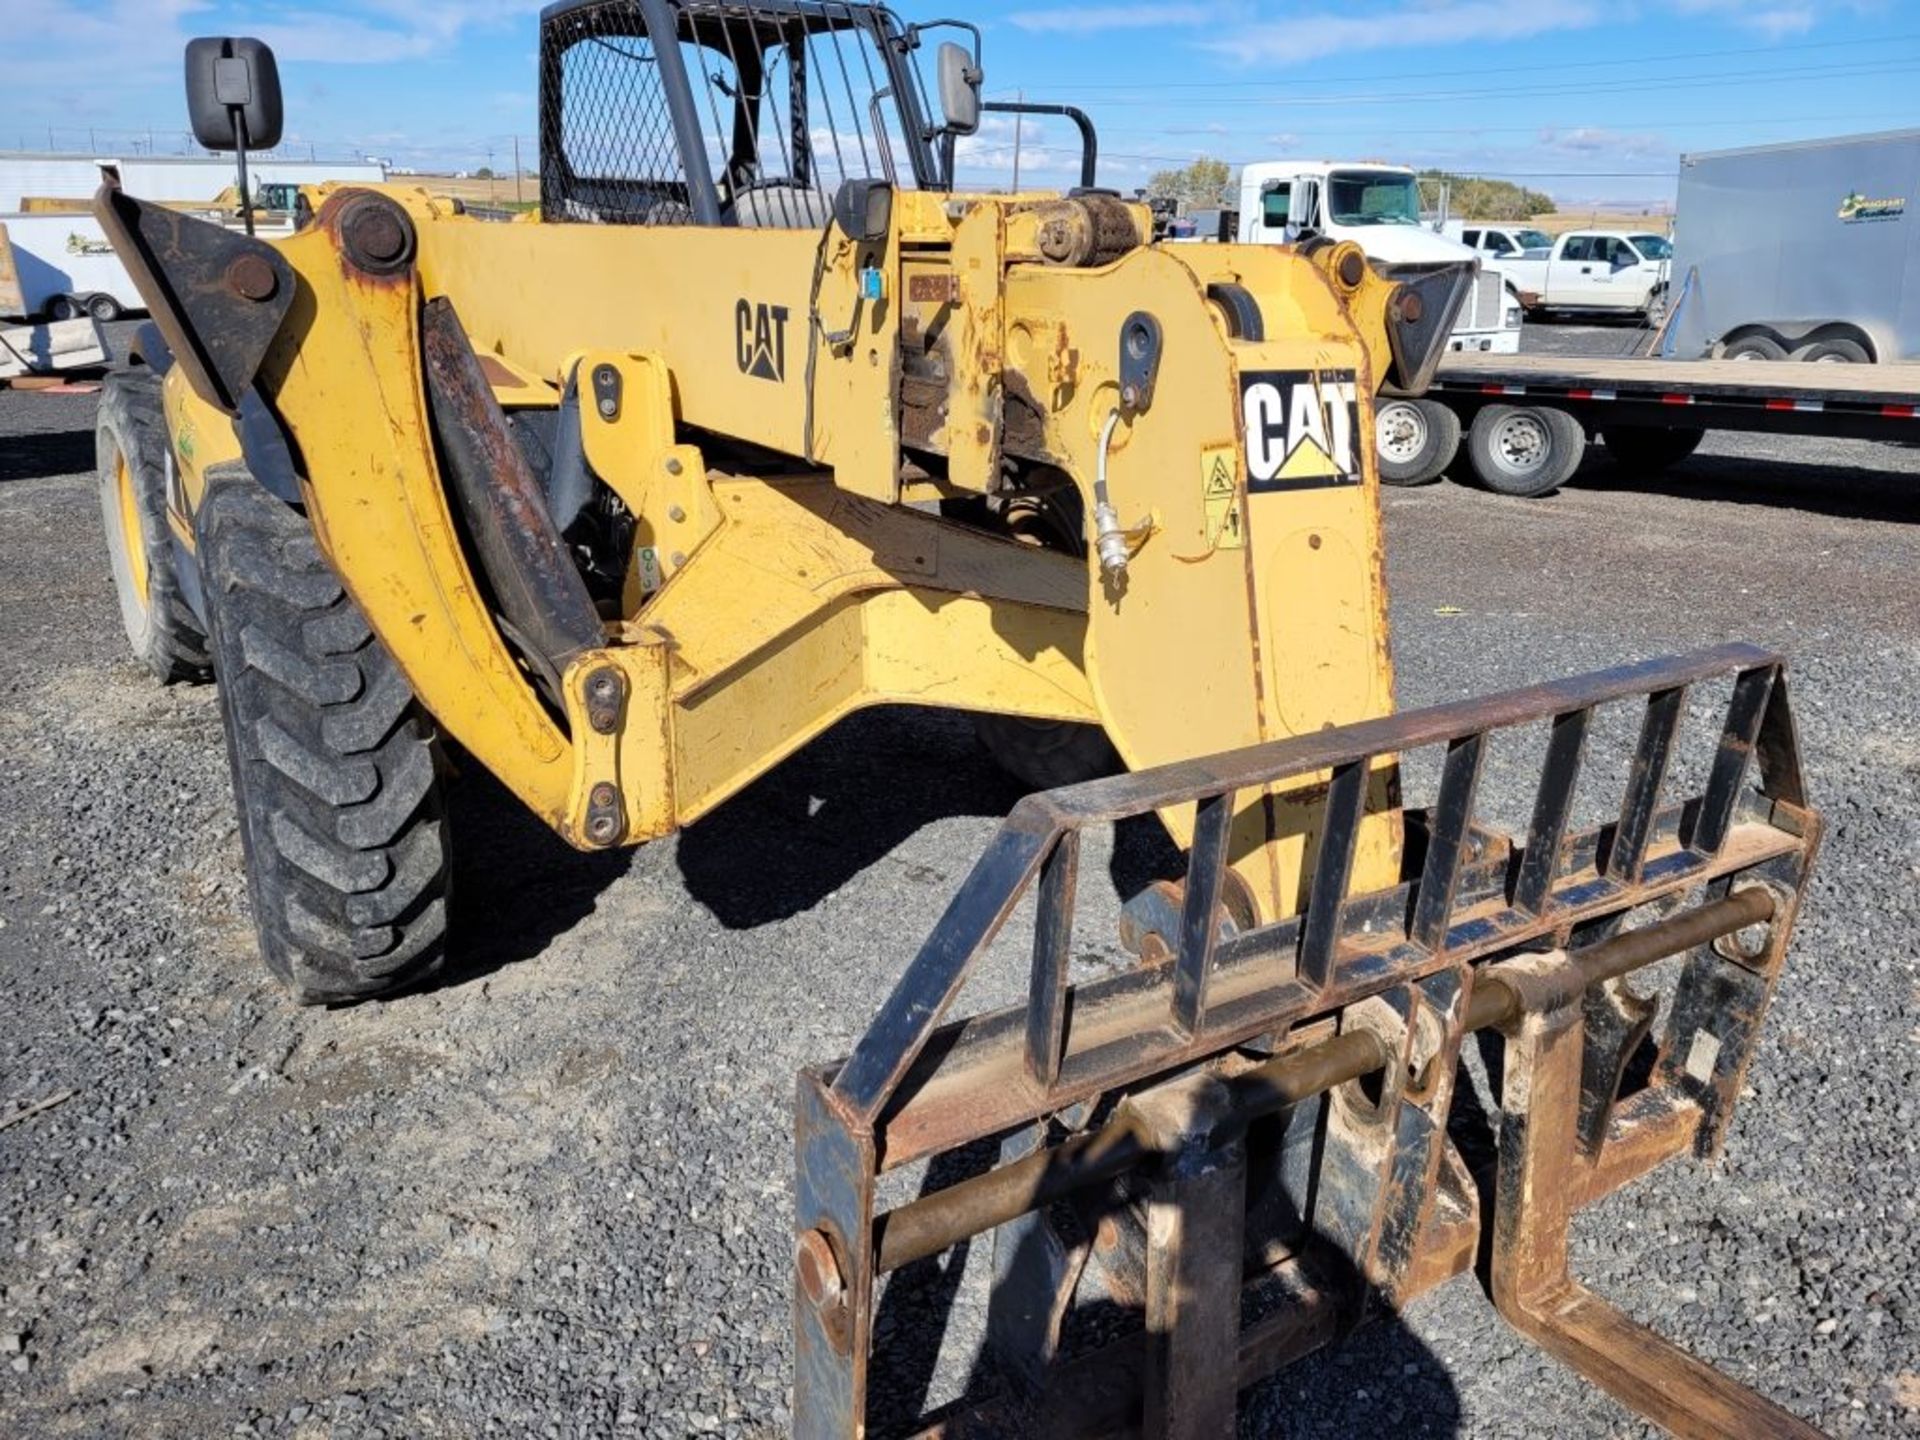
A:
[{"xmin": 1417, "ymin": 351, "xmax": 1920, "ymax": 496}]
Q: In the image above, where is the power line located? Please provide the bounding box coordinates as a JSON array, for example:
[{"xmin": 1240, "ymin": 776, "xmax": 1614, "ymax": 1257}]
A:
[
  {"xmin": 1002, "ymin": 29, "xmax": 1920, "ymax": 92},
  {"xmin": 1008, "ymin": 56, "xmax": 1920, "ymax": 110}
]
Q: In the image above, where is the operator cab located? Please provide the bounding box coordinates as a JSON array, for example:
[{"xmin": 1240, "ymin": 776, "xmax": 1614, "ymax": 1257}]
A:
[{"xmin": 537, "ymin": 0, "xmax": 981, "ymax": 228}]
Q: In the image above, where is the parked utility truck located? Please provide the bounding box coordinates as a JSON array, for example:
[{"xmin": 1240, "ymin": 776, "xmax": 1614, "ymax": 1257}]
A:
[{"xmin": 1236, "ymin": 160, "xmax": 1524, "ymax": 483}]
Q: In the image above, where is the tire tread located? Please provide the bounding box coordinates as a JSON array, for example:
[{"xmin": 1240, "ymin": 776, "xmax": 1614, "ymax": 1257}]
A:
[{"xmin": 197, "ymin": 472, "xmax": 448, "ymax": 1003}]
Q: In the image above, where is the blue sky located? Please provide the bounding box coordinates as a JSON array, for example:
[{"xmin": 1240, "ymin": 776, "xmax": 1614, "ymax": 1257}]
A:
[{"xmin": 6, "ymin": 0, "xmax": 1914, "ymax": 204}]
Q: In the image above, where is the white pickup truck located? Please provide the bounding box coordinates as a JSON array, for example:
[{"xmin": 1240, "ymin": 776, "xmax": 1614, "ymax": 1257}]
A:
[{"xmin": 1458, "ymin": 226, "xmax": 1671, "ymax": 318}]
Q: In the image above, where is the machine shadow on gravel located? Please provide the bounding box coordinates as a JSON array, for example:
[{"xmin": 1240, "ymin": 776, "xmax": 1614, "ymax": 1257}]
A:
[
  {"xmin": 865, "ymin": 1143, "xmax": 1466, "ymax": 1438},
  {"xmin": 0, "ymin": 427, "xmax": 95, "ymax": 483},
  {"xmin": 1580, "ymin": 451, "xmax": 1919, "ymax": 523},
  {"xmin": 436, "ymin": 758, "xmax": 635, "ymax": 988},
  {"xmin": 676, "ymin": 707, "xmax": 1031, "ymax": 928}
]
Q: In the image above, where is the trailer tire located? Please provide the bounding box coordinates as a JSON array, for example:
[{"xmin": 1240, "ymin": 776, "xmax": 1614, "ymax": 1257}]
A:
[
  {"xmin": 1466, "ymin": 404, "xmax": 1585, "ymax": 498},
  {"xmin": 195, "ymin": 470, "xmax": 450, "ymax": 1005},
  {"xmin": 1601, "ymin": 426, "xmax": 1704, "ymax": 473},
  {"xmin": 1791, "ymin": 336, "xmax": 1870, "ymax": 364},
  {"xmin": 85, "ymin": 293, "xmax": 123, "ymax": 324},
  {"xmin": 1723, "ymin": 334, "xmax": 1787, "ymax": 361},
  {"xmin": 46, "ymin": 295, "xmax": 78, "ymax": 322},
  {"xmin": 1374, "ymin": 398, "xmax": 1460, "ymax": 486},
  {"xmin": 96, "ymin": 371, "xmax": 213, "ymax": 683},
  {"xmin": 974, "ymin": 714, "xmax": 1121, "ymax": 791}
]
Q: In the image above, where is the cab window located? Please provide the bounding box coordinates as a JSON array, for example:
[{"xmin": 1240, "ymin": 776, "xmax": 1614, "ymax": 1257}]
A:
[
  {"xmin": 1560, "ymin": 235, "xmax": 1593, "ymax": 261},
  {"xmin": 1261, "ymin": 184, "xmax": 1291, "ymax": 228}
]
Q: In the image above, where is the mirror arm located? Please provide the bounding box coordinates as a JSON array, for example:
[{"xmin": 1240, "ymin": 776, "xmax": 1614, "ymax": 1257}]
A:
[{"xmin": 980, "ymin": 100, "xmax": 1098, "ymax": 189}]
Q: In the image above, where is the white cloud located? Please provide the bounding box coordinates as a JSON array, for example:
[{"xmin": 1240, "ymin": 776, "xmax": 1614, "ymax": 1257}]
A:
[
  {"xmin": 1206, "ymin": 0, "xmax": 1602, "ymax": 64},
  {"xmin": 1671, "ymin": 0, "xmax": 1817, "ymax": 40},
  {"xmin": 1010, "ymin": 3, "xmax": 1225, "ymax": 35},
  {"xmin": 1537, "ymin": 126, "xmax": 1674, "ymax": 159}
]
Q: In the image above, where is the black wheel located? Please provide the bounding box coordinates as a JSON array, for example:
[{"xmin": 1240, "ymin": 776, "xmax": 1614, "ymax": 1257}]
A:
[
  {"xmin": 1601, "ymin": 426, "xmax": 1704, "ymax": 473},
  {"xmin": 1722, "ymin": 333, "xmax": 1787, "ymax": 361},
  {"xmin": 1374, "ymin": 398, "xmax": 1461, "ymax": 486},
  {"xmin": 974, "ymin": 714, "xmax": 1121, "ymax": 791},
  {"xmin": 1791, "ymin": 336, "xmax": 1871, "ymax": 364},
  {"xmin": 95, "ymin": 371, "xmax": 212, "ymax": 683},
  {"xmin": 46, "ymin": 294, "xmax": 79, "ymax": 321},
  {"xmin": 1465, "ymin": 404, "xmax": 1586, "ymax": 498},
  {"xmin": 85, "ymin": 293, "xmax": 123, "ymax": 323},
  {"xmin": 195, "ymin": 470, "xmax": 449, "ymax": 1004}
]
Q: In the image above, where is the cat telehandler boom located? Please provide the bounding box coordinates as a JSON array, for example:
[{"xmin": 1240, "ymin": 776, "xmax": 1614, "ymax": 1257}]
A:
[{"xmin": 93, "ymin": 5, "xmax": 1824, "ymax": 1436}]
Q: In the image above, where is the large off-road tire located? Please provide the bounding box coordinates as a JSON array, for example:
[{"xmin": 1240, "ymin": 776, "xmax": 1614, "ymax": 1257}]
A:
[
  {"xmin": 974, "ymin": 714, "xmax": 1121, "ymax": 792},
  {"xmin": 196, "ymin": 470, "xmax": 449, "ymax": 1004},
  {"xmin": 945, "ymin": 485, "xmax": 1125, "ymax": 791},
  {"xmin": 1374, "ymin": 398, "xmax": 1461, "ymax": 486},
  {"xmin": 95, "ymin": 370, "xmax": 212, "ymax": 683}
]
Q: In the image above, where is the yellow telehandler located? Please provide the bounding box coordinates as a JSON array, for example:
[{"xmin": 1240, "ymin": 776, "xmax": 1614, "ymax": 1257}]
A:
[{"xmin": 92, "ymin": 8, "xmax": 1824, "ymax": 1436}]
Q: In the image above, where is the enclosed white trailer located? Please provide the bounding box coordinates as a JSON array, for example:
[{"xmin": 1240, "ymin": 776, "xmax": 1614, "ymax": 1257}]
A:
[
  {"xmin": 0, "ymin": 153, "xmax": 386, "ymax": 212},
  {"xmin": 0, "ymin": 215, "xmax": 142, "ymax": 321},
  {"xmin": 1669, "ymin": 129, "xmax": 1920, "ymax": 362}
]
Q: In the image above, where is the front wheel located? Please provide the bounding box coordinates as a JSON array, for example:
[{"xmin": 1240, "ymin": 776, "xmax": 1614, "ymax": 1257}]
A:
[
  {"xmin": 46, "ymin": 294, "xmax": 78, "ymax": 321},
  {"xmin": 196, "ymin": 471, "xmax": 450, "ymax": 1004},
  {"xmin": 1374, "ymin": 398, "xmax": 1461, "ymax": 486},
  {"xmin": 974, "ymin": 715, "xmax": 1120, "ymax": 791},
  {"xmin": 1465, "ymin": 404, "xmax": 1586, "ymax": 498}
]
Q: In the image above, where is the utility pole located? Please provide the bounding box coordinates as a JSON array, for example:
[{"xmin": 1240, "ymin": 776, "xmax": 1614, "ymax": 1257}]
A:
[
  {"xmin": 1010, "ymin": 89, "xmax": 1023, "ymax": 193},
  {"xmin": 513, "ymin": 135, "xmax": 523, "ymax": 205},
  {"xmin": 487, "ymin": 145, "xmax": 496, "ymax": 205}
]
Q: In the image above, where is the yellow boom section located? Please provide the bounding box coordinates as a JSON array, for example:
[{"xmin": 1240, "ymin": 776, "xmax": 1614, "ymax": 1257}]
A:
[{"xmin": 167, "ymin": 185, "xmax": 1403, "ymax": 920}]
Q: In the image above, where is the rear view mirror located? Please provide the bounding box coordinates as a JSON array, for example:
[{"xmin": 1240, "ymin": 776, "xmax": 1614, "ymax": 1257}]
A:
[
  {"xmin": 937, "ymin": 42, "xmax": 981, "ymax": 136},
  {"xmin": 185, "ymin": 37, "xmax": 283, "ymax": 151}
]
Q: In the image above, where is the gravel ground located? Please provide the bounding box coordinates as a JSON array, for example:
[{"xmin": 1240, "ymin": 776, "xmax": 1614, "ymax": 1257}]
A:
[{"xmin": 0, "ymin": 321, "xmax": 1916, "ymax": 1439}]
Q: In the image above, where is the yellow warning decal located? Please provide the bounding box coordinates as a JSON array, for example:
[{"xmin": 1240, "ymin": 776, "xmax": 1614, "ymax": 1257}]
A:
[{"xmin": 1199, "ymin": 444, "xmax": 1244, "ymax": 550}]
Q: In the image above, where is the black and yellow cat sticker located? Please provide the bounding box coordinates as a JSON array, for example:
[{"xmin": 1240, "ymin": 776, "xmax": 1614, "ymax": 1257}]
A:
[{"xmin": 1240, "ymin": 369, "xmax": 1362, "ymax": 491}]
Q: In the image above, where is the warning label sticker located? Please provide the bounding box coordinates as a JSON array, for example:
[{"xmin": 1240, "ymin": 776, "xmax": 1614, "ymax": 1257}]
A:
[{"xmin": 1199, "ymin": 444, "xmax": 1244, "ymax": 549}]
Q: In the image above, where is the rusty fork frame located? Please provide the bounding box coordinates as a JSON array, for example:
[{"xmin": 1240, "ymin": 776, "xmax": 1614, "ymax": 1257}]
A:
[{"xmin": 794, "ymin": 642, "xmax": 1824, "ymax": 1439}]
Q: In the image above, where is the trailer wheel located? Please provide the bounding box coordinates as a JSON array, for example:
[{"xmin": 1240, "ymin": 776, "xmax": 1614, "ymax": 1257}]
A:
[
  {"xmin": 46, "ymin": 295, "xmax": 79, "ymax": 322},
  {"xmin": 1791, "ymin": 336, "xmax": 1870, "ymax": 364},
  {"xmin": 1466, "ymin": 404, "xmax": 1586, "ymax": 498},
  {"xmin": 1601, "ymin": 426, "xmax": 1704, "ymax": 473},
  {"xmin": 195, "ymin": 469, "xmax": 450, "ymax": 1005},
  {"xmin": 1723, "ymin": 334, "xmax": 1787, "ymax": 361},
  {"xmin": 85, "ymin": 293, "xmax": 123, "ymax": 324},
  {"xmin": 95, "ymin": 371, "xmax": 213, "ymax": 683},
  {"xmin": 1374, "ymin": 398, "xmax": 1460, "ymax": 486}
]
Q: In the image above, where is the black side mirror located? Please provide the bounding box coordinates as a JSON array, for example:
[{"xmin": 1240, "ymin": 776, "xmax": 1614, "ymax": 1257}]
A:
[
  {"xmin": 832, "ymin": 179, "xmax": 893, "ymax": 243},
  {"xmin": 185, "ymin": 38, "xmax": 283, "ymax": 150},
  {"xmin": 937, "ymin": 42, "xmax": 981, "ymax": 136}
]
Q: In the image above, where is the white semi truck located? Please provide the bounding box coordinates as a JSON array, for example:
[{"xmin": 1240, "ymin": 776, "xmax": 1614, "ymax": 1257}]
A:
[{"xmin": 1234, "ymin": 160, "xmax": 1525, "ymax": 483}]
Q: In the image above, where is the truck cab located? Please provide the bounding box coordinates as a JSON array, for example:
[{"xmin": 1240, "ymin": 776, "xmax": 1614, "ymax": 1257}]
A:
[
  {"xmin": 1459, "ymin": 224, "xmax": 1554, "ymax": 261},
  {"xmin": 1236, "ymin": 161, "xmax": 1522, "ymax": 357}
]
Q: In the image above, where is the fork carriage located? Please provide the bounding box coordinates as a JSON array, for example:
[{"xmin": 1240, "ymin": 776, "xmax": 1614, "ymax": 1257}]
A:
[{"xmin": 795, "ymin": 643, "xmax": 1824, "ymax": 1439}]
